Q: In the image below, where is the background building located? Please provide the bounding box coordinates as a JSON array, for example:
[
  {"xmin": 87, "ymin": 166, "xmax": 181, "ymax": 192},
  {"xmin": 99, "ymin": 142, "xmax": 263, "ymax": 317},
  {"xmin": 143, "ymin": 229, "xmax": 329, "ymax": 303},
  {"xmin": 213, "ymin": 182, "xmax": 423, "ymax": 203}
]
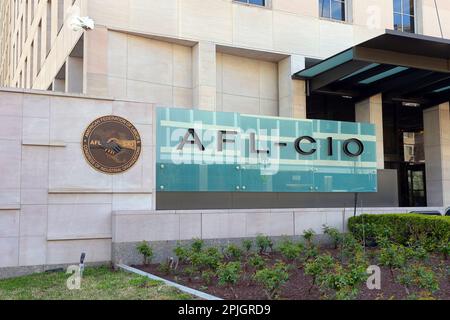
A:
[
  {"xmin": 1, "ymin": 0, "xmax": 449, "ymax": 96},
  {"xmin": 0, "ymin": 0, "xmax": 449, "ymax": 276}
]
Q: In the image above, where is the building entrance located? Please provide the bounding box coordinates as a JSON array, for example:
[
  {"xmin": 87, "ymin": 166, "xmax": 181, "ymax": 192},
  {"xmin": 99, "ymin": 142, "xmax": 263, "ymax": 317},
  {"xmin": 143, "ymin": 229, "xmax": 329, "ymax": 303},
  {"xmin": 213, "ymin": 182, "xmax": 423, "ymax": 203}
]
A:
[
  {"xmin": 384, "ymin": 101, "xmax": 426, "ymax": 207},
  {"xmin": 397, "ymin": 163, "xmax": 427, "ymax": 207},
  {"xmin": 406, "ymin": 164, "xmax": 427, "ymax": 207}
]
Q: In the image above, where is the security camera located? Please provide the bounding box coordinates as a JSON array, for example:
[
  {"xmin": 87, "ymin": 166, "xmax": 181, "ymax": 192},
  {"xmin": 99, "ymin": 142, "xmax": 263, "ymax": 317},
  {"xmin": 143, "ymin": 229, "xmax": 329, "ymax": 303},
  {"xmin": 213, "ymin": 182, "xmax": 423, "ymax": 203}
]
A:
[{"xmin": 69, "ymin": 16, "xmax": 95, "ymax": 31}]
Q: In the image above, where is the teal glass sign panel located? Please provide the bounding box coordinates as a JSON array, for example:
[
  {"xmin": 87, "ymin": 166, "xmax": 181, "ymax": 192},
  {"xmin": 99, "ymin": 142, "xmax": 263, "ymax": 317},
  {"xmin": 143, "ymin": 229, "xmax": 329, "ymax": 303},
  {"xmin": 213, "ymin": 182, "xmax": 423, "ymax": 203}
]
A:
[{"xmin": 156, "ymin": 107, "xmax": 378, "ymax": 193}]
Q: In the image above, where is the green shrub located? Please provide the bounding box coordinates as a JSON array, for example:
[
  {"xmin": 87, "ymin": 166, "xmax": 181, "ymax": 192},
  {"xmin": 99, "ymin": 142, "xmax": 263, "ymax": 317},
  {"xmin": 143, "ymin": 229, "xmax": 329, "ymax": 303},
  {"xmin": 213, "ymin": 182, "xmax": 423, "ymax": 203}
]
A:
[
  {"xmin": 191, "ymin": 238, "xmax": 204, "ymax": 253},
  {"xmin": 175, "ymin": 242, "xmax": 224, "ymax": 273},
  {"xmin": 248, "ymin": 254, "xmax": 266, "ymax": 270},
  {"xmin": 397, "ymin": 264, "xmax": 440, "ymax": 298},
  {"xmin": 408, "ymin": 244, "xmax": 429, "ymax": 262},
  {"xmin": 378, "ymin": 242, "xmax": 410, "ymax": 274},
  {"xmin": 340, "ymin": 233, "xmax": 365, "ymax": 263},
  {"xmin": 136, "ymin": 241, "xmax": 154, "ymax": 265},
  {"xmin": 224, "ymin": 244, "xmax": 243, "ymax": 261},
  {"xmin": 323, "ymin": 225, "xmax": 342, "ymax": 249},
  {"xmin": 277, "ymin": 239, "xmax": 304, "ymax": 261},
  {"xmin": 303, "ymin": 229, "xmax": 316, "ymax": 246},
  {"xmin": 158, "ymin": 261, "xmax": 171, "ymax": 275},
  {"xmin": 437, "ymin": 240, "xmax": 449, "ymax": 260},
  {"xmin": 217, "ymin": 262, "xmax": 241, "ymax": 287},
  {"xmin": 201, "ymin": 270, "xmax": 215, "ymax": 285},
  {"xmin": 348, "ymin": 214, "xmax": 450, "ymax": 250},
  {"xmin": 304, "ymin": 254, "xmax": 335, "ymax": 293},
  {"xmin": 317, "ymin": 262, "xmax": 368, "ymax": 300},
  {"xmin": 378, "ymin": 239, "xmax": 434, "ymax": 276},
  {"xmin": 184, "ymin": 266, "xmax": 196, "ymax": 281},
  {"xmin": 174, "ymin": 244, "xmax": 190, "ymax": 263},
  {"xmin": 254, "ymin": 262, "xmax": 289, "ymax": 299},
  {"xmin": 242, "ymin": 239, "xmax": 253, "ymax": 253},
  {"xmin": 303, "ymin": 245, "xmax": 319, "ymax": 262},
  {"xmin": 190, "ymin": 247, "xmax": 223, "ymax": 271},
  {"xmin": 256, "ymin": 235, "xmax": 273, "ymax": 254}
]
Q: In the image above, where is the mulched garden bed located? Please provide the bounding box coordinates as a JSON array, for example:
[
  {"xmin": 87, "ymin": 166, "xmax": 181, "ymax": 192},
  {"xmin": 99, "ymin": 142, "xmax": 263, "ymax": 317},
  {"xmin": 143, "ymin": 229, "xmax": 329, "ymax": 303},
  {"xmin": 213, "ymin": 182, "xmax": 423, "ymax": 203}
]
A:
[{"xmin": 135, "ymin": 247, "xmax": 450, "ymax": 300}]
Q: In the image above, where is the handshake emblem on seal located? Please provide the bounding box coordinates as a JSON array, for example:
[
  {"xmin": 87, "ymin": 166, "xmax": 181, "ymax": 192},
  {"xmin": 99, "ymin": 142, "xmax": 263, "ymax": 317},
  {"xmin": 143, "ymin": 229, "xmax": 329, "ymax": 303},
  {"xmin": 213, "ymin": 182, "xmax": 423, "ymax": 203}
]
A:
[{"xmin": 103, "ymin": 138, "xmax": 137, "ymax": 156}]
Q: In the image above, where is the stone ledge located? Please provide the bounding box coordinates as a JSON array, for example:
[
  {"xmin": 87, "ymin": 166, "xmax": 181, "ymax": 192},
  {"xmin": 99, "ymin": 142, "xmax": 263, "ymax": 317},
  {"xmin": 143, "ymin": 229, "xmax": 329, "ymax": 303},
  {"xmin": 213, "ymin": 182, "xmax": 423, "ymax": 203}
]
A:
[
  {"xmin": 0, "ymin": 87, "xmax": 115, "ymax": 101},
  {"xmin": 22, "ymin": 141, "xmax": 66, "ymax": 147},
  {"xmin": 112, "ymin": 207, "xmax": 443, "ymax": 216},
  {"xmin": 0, "ymin": 205, "xmax": 21, "ymax": 210}
]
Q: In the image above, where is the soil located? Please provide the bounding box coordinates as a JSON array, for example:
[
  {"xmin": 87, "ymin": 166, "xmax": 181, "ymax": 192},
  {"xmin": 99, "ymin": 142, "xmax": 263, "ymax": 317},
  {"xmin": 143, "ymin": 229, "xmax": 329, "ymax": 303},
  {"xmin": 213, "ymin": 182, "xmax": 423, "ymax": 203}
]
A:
[{"xmin": 135, "ymin": 248, "xmax": 450, "ymax": 300}]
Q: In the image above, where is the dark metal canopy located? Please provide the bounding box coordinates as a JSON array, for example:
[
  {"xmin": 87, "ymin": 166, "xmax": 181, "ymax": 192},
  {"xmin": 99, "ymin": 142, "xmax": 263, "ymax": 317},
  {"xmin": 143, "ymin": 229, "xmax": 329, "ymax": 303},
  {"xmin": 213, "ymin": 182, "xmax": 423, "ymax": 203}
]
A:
[{"xmin": 294, "ymin": 30, "xmax": 450, "ymax": 108}]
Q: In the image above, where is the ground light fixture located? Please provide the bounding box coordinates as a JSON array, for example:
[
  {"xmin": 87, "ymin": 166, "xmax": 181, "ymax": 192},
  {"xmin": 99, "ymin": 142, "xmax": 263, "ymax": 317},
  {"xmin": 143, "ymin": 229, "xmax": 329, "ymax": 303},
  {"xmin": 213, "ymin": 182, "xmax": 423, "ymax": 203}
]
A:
[{"xmin": 79, "ymin": 253, "xmax": 86, "ymax": 276}]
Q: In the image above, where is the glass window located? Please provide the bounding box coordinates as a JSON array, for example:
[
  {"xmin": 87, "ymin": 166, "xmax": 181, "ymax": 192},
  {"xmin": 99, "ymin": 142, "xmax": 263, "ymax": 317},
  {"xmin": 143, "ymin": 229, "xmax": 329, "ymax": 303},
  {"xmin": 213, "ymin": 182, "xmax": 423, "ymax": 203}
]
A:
[
  {"xmin": 320, "ymin": 0, "xmax": 346, "ymax": 21},
  {"xmin": 235, "ymin": 0, "xmax": 266, "ymax": 6},
  {"xmin": 393, "ymin": 0, "xmax": 415, "ymax": 33},
  {"xmin": 403, "ymin": 132, "xmax": 424, "ymax": 163}
]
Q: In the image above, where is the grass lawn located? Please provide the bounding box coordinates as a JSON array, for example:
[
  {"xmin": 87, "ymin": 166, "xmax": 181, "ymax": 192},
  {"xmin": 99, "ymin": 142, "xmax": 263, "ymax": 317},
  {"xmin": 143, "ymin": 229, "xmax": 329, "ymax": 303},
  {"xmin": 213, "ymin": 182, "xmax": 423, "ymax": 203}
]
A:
[{"xmin": 0, "ymin": 266, "xmax": 193, "ymax": 300}]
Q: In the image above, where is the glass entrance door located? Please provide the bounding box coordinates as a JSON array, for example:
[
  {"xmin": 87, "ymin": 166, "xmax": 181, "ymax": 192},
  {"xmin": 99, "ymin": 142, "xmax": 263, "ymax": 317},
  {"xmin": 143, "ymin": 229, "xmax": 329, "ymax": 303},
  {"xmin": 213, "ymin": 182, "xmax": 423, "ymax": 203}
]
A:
[{"xmin": 406, "ymin": 164, "xmax": 427, "ymax": 207}]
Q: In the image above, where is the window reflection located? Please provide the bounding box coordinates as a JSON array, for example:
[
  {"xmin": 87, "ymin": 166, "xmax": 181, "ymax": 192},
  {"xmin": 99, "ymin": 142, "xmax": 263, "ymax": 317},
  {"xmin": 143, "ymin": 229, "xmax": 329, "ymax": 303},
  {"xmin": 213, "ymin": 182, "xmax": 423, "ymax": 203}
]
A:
[
  {"xmin": 393, "ymin": 0, "xmax": 415, "ymax": 33},
  {"xmin": 403, "ymin": 132, "xmax": 424, "ymax": 163},
  {"xmin": 235, "ymin": 0, "xmax": 266, "ymax": 6},
  {"xmin": 320, "ymin": 0, "xmax": 346, "ymax": 22}
]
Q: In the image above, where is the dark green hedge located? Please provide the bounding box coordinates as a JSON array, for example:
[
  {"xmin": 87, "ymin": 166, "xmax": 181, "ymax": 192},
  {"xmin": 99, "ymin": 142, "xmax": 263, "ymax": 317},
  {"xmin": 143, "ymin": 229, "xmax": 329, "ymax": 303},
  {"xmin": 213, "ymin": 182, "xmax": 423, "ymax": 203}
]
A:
[{"xmin": 348, "ymin": 214, "xmax": 450, "ymax": 249}]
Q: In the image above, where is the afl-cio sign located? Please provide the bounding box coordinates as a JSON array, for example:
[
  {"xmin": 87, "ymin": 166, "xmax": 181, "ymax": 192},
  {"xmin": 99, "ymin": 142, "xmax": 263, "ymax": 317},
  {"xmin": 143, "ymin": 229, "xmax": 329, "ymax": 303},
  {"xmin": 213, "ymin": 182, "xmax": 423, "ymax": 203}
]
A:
[{"xmin": 82, "ymin": 116, "xmax": 142, "ymax": 174}]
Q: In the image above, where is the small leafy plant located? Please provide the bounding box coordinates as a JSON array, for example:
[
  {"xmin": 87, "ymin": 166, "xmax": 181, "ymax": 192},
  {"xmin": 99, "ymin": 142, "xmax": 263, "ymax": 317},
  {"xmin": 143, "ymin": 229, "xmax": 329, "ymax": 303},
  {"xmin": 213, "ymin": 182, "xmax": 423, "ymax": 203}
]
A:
[
  {"xmin": 158, "ymin": 261, "xmax": 171, "ymax": 275},
  {"xmin": 242, "ymin": 239, "xmax": 253, "ymax": 254},
  {"xmin": 224, "ymin": 244, "xmax": 243, "ymax": 261},
  {"xmin": 217, "ymin": 262, "xmax": 242, "ymax": 287},
  {"xmin": 191, "ymin": 238, "xmax": 204, "ymax": 253},
  {"xmin": 256, "ymin": 235, "xmax": 273, "ymax": 254},
  {"xmin": 254, "ymin": 262, "xmax": 289, "ymax": 300},
  {"xmin": 340, "ymin": 233, "xmax": 365, "ymax": 263},
  {"xmin": 378, "ymin": 241, "xmax": 410, "ymax": 276},
  {"xmin": 278, "ymin": 239, "xmax": 303, "ymax": 261},
  {"xmin": 304, "ymin": 245, "xmax": 319, "ymax": 262},
  {"xmin": 201, "ymin": 270, "xmax": 216, "ymax": 285},
  {"xmin": 323, "ymin": 225, "xmax": 341, "ymax": 249},
  {"xmin": 304, "ymin": 254, "xmax": 335, "ymax": 293},
  {"xmin": 190, "ymin": 247, "xmax": 223, "ymax": 271},
  {"xmin": 174, "ymin": 244, "xmax": 190, "ymax": 263},
  {"xmin": 248, "ymin": 254, "xmax": 266, "ymax": 270},
  {"xmin": 317, "ymin": 262, "xmax": 368, "ymax": 300},
  {"xmin": 408, "ymin": 244, "xmax": 429, "ymax": 262},
  {"xmin": 184, "ymin": 266, "xmax": 197, "ymax": 282},
  {"xmin": 136, "ymin": 241, "xmax": 154, "ymax": 265},
  {"xmin": 397, "ymin": 264, "xmax": 439, "ymax": 298},
  {"xmin": 437, "ymin": 240, "xmax": 449, "ymax": 260},
  {"xmin": 303, "ymin": 229, "xmax": 316, "ymax": 247}
]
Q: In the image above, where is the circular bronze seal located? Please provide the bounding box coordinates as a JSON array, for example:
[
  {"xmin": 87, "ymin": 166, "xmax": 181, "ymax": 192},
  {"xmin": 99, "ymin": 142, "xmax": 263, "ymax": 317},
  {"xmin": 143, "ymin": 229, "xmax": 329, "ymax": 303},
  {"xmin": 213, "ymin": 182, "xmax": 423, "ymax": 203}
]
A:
[{"xmin": 82, "ymin": 116, "xmax": 142, "ymax": 174}]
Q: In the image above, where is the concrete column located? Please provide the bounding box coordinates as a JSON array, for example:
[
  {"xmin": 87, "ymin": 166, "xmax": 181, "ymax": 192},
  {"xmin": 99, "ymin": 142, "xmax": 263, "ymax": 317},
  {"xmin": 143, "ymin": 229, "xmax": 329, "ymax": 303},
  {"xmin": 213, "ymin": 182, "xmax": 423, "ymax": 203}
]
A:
[
  {"xmin": 193, "ymin": 41, "xmax": 216, "ymax": 111},
  {"xmin": 355, "ymin": 94, "xmax": 384, "ymax": 169},
  {"xmin": 423, "ymin": 102, "xmax": 450, "ymax": 207},
  {"xmin": 66, "ymin": 56, "xmax": 83, "ymax": 94},
  {"xmin": 278, "ymin": 55, "xmax": 306, "ymax": 119}
]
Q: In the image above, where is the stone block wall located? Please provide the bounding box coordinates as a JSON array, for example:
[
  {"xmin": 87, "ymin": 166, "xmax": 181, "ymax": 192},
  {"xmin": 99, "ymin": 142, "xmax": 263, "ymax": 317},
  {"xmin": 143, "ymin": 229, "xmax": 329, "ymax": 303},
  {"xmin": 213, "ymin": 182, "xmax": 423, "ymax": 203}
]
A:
[{"xmin": 0, "ymin": 89, "xmax": 154, "ymax": 276}]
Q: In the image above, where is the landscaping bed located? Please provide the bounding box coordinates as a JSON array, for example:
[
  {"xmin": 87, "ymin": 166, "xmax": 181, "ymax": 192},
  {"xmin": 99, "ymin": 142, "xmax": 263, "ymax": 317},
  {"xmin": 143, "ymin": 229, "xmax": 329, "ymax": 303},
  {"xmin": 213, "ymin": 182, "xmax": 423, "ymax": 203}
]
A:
[
  {"xmin": 137, "ymin": 248, "xmax": 449, "ymax": 300},
  {"xmin": 134, "ymin": 215, "xmax": 450, "ymax": 300}
]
